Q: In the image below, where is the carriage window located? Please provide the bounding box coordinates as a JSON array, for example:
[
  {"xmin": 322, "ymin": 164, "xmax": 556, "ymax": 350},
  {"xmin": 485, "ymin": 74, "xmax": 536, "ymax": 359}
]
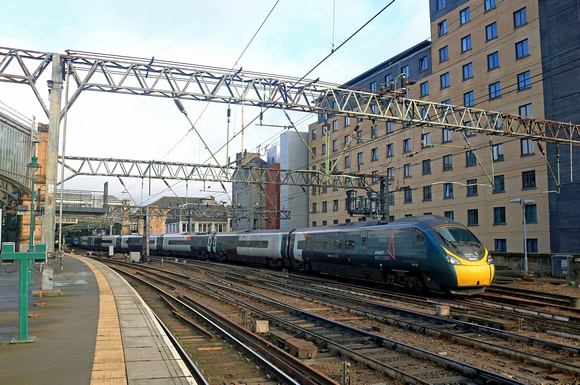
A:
[
  {"xmin": 332, "ymin": 240, "xmax": 342, "ymax": 250},
  {"xmin": 345, "ymin": 240, "xmax": 355, "ymax": 250},
  {"xmin": 297, "ymin": 240, "xmax": 306, "ymax": 249},
  {"xmin": 362, "ymin": 235, "xmax": 366, "ymax": 246},
  {"xmin": 415, "ymin": 230, "xmax": 425, "ymax": 245}
]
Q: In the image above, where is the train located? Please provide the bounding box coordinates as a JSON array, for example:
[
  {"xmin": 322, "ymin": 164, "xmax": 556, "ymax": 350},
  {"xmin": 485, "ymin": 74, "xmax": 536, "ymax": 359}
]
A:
[{"xmin": 78, "ymin": 215, "xmax": 494, "ymax": 295}]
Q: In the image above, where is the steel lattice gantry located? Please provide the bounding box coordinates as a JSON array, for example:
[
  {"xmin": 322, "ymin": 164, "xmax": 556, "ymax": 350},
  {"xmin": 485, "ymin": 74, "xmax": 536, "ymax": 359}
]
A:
[
  {"xmin": 2, "ymin": 46, "xmax": 580, "ymax": 278},
  {"xmin": 59, "ymin": 156, "xmax": 376, "ymax": 189},
  {"xmin": 1, "ymin": 47, "xmax": 579, "ymax": 144}
]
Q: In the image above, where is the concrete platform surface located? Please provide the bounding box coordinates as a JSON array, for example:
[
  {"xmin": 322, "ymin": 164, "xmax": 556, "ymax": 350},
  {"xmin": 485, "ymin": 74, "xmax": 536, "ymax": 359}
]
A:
[{"xmin": 0, "ymin": 254, "xmax": 195, "ymax": 384}]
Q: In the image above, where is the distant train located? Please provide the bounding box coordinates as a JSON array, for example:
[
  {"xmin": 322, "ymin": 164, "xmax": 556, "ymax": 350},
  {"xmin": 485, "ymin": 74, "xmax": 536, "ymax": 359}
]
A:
[{"xmin": 79, "ymin": 215, "xmax": 494, "ymax": 295}]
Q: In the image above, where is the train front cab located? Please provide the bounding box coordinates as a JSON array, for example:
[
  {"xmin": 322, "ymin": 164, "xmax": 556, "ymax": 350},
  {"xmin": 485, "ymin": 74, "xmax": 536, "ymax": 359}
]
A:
[{"xmin": 428, "ymin": 224, "xmax": 494, "ymax": 295}]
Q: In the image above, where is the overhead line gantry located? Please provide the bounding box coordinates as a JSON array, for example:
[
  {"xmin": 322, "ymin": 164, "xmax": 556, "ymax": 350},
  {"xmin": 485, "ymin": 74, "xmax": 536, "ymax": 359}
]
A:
[{"xmin": 1, "ymin": 46, "xmax": 579, "ymax": 288}]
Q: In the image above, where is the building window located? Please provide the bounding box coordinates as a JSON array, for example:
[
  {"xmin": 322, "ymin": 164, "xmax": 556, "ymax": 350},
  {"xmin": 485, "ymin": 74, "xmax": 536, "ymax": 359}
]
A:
[
  {"xmin": 444, "ymin": 183, "xmax": 454, "ymax": 199},
  {"xmin": 401, "ymin": 65, "xmax": 409, "ymax": 77},
  {"xmin": 312, "ymin": 129, "xmax": 317, "ymax": 140},
  {"xmin": 322, "ymin": 143, "xmax": 326, "ymax": 155},
  {"xmin": 522, "ymin": 170, "xmax": 536, "ymax": 189},
  {"xmin": 404, "ymin": 188, "xmax": 413, "ymax": 203},
  {"xmin": 518, "ymin": 71, "xmax": 531, "ymax": 90},
  {"xmin": 344, "ymin": 135, "xmax": 350, "ymax": 146},
  {"xmin": 462, "ymin": 63, "xmax": 473, "ymax": 80},
  {"xmin": 372, "ymin": 170, "xmax": 379, "ymax": 183},
  {"xmin": 420, "ymin": 81, "xmax": 429, "ymax": 96},
  {"xmin": 467, "ymin": 179, "xmax": 478, "ymax": 196},
  {"xmin": 489, "ymin": 81, "xmax": 501, "ymax": 99},
  {"xmin": 493, "ymin": 175, "xmax": 505, "ymax": 193},
  {"xmin": 439, "ymin": 46, "xmax": 449, "ymax": 62},
  {"xmin": 332, "ymin": 120, "xmax": 338, "ymax": 131},
  {"xmin": 386, "ymin": 143, "xmax": 394, "ymax": 158},
  {"xmin": 370, "ymin": 81, "xmax": 377, "ymax": 91},
  {"xmin": 485, "ymin": 0, "xmax": 496, "ymax": 11},
  {"xmin": 403, "ymin": 138, "xmax": 411, "ymax": 153},
  {"xmin": 442, "ymin": 129, "xmax": 452, "ymax": 143},
  {"xmin": 461, "ymin": 35, "xmax": 472, "ymax": 52},
  {"xmin": 438, "ymin": 20, "xmax": 448, "ymax": 36},
  {"xmin": 385, "ymin": 73, "xmax": 392, "ymax": 84},
  {"xmin": 526, "ymin": 239, "xmax": 538, "ymax": 253},
  {"xmin": 521, "ymin": 139, "xmax": 534, "ymax": 156},
  {"xmin": 386, "ymin": 121, "xmax": 394, "ymax": 133},
  {"xmin": 487, "ymin": 51, "xmax": 499, "ymax": 70},
  {"xmin": 371, "ymin": 148, "xmax": 378, "ymax": 161},
  {"xmin": 460, "ymin": 7, "xmax": 470, "ymax": 25},
  {"xmin": 322, "ymin": 201, "xmax": 327, "ymax": 212},
  {"xmin": 387, "ymin": 167, "xmax": 394, "ymax": 179},
  {"xmin": 312, "ymin": 147, "xmax": 316, "ymax": 157},
  {"xmin": 519, "ymin": 103, "xmax": 532, "ymax": 117},
  {"xmin": 357, "ymin": 130, "xmax": 363, "ymax": 143},
  {"xmin": 423, "ymin": 159, "xmax": 431, "ymax": 175},
  {"xmin": 436, "ymin": 0, "xmax": 446, "ymax": 11},
  {"xmin": 422, "ymin": 133, "xmax": 431, "ymax": 147},
  {"xmin": 331, "ymin": 139, "xmax": 338, "ymax": 152},
  {"xmin": 404, "ymin": 163, "xmax": 412, "ymax": 178},
  {"xmin": 440, "ymin": 72, "xmax": 450, "ymax": 89},
  {"xmin": 371, "ymin": 104, "xmax": 378, "ymax": 114},
  {"xmin": 322, "ymin": 125, "xmax": 328, "ymax": 136},
  {"xmin": 371, "ymin": 125, "xmax": 378, "ymax": 139},
  {"xmin": 467, "ymin": 209, "xmax": 479, "ymax": 226},
  {"xmin": 419, "ymin": 56, "xmax": 428, "ymax": 71},
  {"xmin": 423, "ymin": 186, "xmax": 432, "ymax": 201},
  {"xmin": 344, "ymin": 155, "xmax": 350, "ymax": 168},
  {"xmin": 494, "ymin": 207, "xmax": 506, "ymax": 224},
  {"xmin": 322, "ymin": 220, "xmax": 327, "ymax": 226},
  {"xmin": 466, "ymin": 150, "xmax": 477, "ymax": 167},
  {"xmin": 312, "ymin": 203, "xmax": 317, "ymax": 213},
  {"xmin": 525, "ymin": 204, "xmax": 537, "ymax": 223},
  {"xmin": 444, "ymin": 211, "xmax": 454, "ymax": 220},
  {"xmin": 344, "ymin": 116, "xmax": 350, "ymax": 127},
  {"xmin": 492, "ymin": 143, "xmax": 504, "ymax": 161},
  {"xmin": 514, "ymin": 7, "xmax": 527, "ymax": 28},
  {"xmin": 357, "ymin": 152, "xmax": 364, "ymax": 165},
  {"xmin": 516, "ymin": 39, "xmax": 529, "ymax": 59},
  {"xmin": 495, "ymin": 239, "xmax": 507, "ymax": 252},
  {"xmin": 464, "ymin": 91, "xmax": 474, "ymax": 107},
  {"xmin": 388, "ymin": 192, "xmax": 395, "ymax": 205},
  {"xmin": 486, "ymin": 22, "xmax": 498, "ymax": 41},
  {"xmin": 333, "ymin": 199, "xmax": 339, "ymax": 211},
  {"xmin": 443, "ymin": 154, "xmax": 453, "ymax": 171}
]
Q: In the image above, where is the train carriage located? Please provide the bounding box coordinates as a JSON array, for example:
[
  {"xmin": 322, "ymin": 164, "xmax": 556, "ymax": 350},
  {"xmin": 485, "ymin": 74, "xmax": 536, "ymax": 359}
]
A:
[
  {"xmin": 213, "ymin": 230, "xmax": 289, "ymax": 267},
  {"xmin": 161, "ymin": 233, "xmax": 212, "ymax": 258},
  {"xmin": 289, "ymin": 215, "xmax": 494, "ymax": 295}
]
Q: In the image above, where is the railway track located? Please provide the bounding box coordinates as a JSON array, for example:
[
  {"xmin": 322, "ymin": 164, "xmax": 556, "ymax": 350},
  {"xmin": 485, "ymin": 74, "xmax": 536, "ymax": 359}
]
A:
[
  {"xmin": 112, "ymin": 266, "xmax": 336, "ymax": 385},
  {"xmin": 102, "ymin": 258, "xmax": 580, "ymax": 383}
]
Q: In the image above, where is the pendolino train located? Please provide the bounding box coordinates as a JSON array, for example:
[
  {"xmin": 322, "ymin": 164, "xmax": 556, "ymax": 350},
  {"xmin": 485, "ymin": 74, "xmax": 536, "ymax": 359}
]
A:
[{"xmin": 80, "ymin": 215, "xmax": 494, "ymax": 295}]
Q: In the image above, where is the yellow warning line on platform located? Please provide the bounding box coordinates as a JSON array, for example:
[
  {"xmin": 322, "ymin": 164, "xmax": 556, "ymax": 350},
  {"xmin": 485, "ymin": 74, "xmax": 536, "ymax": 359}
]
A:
[{"xmin": 71, "ymin": 255, "xmax": 127, "ymax": 385}]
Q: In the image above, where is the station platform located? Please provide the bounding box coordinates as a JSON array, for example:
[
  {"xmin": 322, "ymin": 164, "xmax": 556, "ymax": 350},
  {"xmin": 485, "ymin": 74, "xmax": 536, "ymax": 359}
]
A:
[{"xmin": 0, "ymin": 254, "xmax": 195, "ymax": 384}]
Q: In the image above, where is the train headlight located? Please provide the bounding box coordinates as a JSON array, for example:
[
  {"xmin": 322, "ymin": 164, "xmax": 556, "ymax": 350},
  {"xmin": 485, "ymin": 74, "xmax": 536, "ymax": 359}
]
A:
[
  {"xmin": 443, "ymin": 253, "xmax": 462, "ymax": 265},
  {"xmin": 487, "ymin": 254, "xmax": 493, "ymax": 265}
]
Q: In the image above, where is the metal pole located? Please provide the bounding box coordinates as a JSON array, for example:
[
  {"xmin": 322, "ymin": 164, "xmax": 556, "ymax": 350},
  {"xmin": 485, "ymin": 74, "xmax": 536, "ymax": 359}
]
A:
[
  {"xmin": 58, "ymin": 60, "xmax": 71, "ymax": 254},
  {"xmin": 42, "ymin": 54, "xmax": 64, "ymax": 291},
  {"xmin": 28, "ymin": 178, "xmax": 36, "ymax": 252},
  {"xmin": 523, "ymin": 202, "xmax": 528, "ymax": 272}
]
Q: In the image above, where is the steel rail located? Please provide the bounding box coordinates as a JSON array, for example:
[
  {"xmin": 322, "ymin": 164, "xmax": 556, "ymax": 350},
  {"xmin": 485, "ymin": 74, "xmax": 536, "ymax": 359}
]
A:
[{"xmin": 109, "ymin": 265, "xmax": 331, "ymax": 385}]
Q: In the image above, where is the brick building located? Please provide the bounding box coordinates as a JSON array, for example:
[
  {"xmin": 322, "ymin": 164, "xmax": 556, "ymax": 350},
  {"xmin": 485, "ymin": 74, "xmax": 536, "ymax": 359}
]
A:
[{"xmin": 308, "ymin": 0, "xmax": 579, "ymax": 253}]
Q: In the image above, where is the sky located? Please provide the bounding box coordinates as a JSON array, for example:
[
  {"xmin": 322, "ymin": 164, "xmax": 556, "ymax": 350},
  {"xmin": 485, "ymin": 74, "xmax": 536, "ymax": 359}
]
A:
[{"xmin": 0, "ymin": 0, "xmax": 430, "ymax": 205}]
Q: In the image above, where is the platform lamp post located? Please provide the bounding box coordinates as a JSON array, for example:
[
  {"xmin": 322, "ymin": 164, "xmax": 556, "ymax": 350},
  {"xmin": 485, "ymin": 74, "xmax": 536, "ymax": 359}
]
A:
[
  {"xmin": 510, "ymin": 198, "xmax": 535, "ymax": 272},
  {"xmin": 27, "ymin": 156, "xmax": 42, "ymax": 252}
]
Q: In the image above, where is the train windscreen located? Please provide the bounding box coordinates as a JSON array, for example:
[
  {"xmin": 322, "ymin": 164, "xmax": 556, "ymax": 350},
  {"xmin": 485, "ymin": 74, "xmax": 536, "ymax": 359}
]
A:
[{"xmin": 436, "ymin": 226, "xmax": 479, "ymax": 245}]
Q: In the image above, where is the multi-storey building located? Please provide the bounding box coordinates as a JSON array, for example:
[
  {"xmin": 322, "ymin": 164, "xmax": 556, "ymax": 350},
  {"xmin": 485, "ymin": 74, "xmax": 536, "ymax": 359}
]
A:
[{"xmin": 308, "ymin": 0, "xmax": 579, "ymax": 253}]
